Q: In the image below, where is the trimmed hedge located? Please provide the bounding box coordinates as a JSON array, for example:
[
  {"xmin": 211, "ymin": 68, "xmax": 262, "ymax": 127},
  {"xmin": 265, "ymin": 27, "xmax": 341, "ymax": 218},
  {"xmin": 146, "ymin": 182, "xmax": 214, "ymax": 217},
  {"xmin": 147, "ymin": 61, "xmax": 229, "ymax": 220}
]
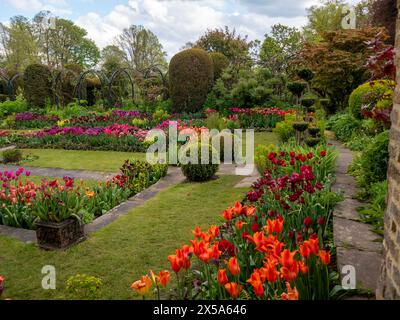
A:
[
  {"xmin": 209, "ymin": 52, "xmax": 229, "ymax": 80},
  {"xmin": 23, "ymin": 64, "xmax": 52, "ymax": 108},
  {"xmin": 169, "ymin": 48, "xmax": 214, "ymax": 113},
  {"xmin": 348, "ymin": 80, "xmax": 394, "ymax": 119}
]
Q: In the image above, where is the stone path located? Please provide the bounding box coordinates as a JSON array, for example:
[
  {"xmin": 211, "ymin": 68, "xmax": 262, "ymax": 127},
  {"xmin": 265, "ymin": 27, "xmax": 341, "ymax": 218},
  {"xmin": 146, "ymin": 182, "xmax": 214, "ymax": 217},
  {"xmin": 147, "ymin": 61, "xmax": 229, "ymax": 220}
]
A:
[
  {"xmin": 329, "ymin": 139, "xmax": 383, "ymax": 295},
  {"xmin": 0, "ymin": 164, "xmax": 116, "ymax": 181}
]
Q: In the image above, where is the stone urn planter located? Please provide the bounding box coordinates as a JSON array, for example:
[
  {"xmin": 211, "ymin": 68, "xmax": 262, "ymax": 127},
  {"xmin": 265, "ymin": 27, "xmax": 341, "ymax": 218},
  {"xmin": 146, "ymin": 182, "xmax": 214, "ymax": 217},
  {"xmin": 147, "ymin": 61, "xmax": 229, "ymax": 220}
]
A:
[{"xmin": 36, "ymin": 219, "xmax": 85, "ymax": 250}]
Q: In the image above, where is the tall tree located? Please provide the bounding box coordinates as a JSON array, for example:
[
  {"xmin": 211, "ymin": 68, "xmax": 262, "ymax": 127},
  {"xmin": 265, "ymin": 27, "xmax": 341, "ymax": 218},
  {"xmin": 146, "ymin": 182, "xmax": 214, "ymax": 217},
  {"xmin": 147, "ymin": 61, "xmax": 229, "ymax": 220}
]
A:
[
  {"xmin": 189, "ymin": 26, "xmax": 253, "ymax": 67},
  {"xmin": 6, "ymin": 16, "xmax": 39, "ymax": 71},
  {"xmin": 259, "ymin": 24, "xmax": 302, "ymax": 75},
  {"xmin": 100, "ymin": 45, "xmax": 128, "ymax": 75},
  {"xmin": 116, "ymin": 25, "xmax": 167, "ymax": 72}
]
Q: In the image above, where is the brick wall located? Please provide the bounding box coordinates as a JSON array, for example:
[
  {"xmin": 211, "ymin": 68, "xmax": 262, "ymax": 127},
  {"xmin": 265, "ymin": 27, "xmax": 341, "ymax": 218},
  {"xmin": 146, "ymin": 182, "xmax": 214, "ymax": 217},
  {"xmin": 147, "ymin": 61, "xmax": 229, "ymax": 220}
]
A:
[{"xmin": 377, "ymin": 0, "xmax": 400, "ymax": 299}]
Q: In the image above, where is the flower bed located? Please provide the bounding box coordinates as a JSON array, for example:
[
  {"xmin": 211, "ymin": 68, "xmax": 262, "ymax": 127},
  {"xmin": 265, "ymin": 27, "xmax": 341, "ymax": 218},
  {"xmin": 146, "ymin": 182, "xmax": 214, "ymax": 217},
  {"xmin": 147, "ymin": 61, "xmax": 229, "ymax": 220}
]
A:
[
  {"xmin": 0, "ymin": 160, "xmax": 168, "ymax": 230},
  {"xmin": 10, "ymin": 124, "xmax": 150, "ymax": 152},
  {"xmin": 131, "ymin": 145, "xmax": 343, "ymax": 300},
  {"xmin": 227, "ymin": 108, "xmax": 294, "ymax": 130}
]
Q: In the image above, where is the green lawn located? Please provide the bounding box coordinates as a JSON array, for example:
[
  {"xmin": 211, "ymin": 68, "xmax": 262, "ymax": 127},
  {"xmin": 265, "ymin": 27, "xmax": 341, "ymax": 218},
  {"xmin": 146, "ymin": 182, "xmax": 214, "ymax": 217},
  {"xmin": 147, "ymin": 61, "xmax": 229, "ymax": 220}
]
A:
[
  {"xmin": 21, "ymin": 149, "xmax": 146, "ymax": 172},
  {"xmin": 18, "ymin": 132, "xmax": 278, "ymax": 172},
  {"xmin": 0, "ymin": 175, "xmax": 247, "ymax": 300}
]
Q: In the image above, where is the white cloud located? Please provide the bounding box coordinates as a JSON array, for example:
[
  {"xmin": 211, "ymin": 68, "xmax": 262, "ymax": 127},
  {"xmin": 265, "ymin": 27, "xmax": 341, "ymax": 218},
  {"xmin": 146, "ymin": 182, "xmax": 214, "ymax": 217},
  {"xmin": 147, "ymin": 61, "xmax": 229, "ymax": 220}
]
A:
[
  {"xmin": 74, "ymin": 0, "xmax": 325, "ymax": 60},
  {"xmin": 6, "ymin": 0, "xmax": 44, "ymax": 11}
]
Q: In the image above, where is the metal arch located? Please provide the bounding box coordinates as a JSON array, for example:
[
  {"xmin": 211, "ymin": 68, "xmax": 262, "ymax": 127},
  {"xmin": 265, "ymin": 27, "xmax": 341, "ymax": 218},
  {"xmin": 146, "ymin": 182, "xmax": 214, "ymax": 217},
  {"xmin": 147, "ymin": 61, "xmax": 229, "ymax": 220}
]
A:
[
  {"xmin": 75, "ymin": 69, "xmax": 110, "ymax": 106},
  {"xmin": 6, "ymin": 73, "xmax": 23, "ymax": 100},
  {"xmin": 108, "ymin": 68, "xmax": 135, "ymax": 105},
  {"xmin": 52, "ymin": 68, "xmax": 80, "ymax": 108},
  {"xmin": 142, "ymin": 65, "xmax": 169, "ymax": 100}
]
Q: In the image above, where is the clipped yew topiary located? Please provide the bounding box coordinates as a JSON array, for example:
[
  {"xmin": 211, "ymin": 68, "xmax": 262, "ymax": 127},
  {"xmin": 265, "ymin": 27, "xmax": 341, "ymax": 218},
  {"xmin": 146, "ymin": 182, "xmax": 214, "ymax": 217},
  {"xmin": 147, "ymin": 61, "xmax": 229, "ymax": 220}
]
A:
[
  {"xmin": 181, "ymin": 142, "xmax": 219, "ymax": 182},
  {"xmin": 209, "ymin": 52, "xmax": 229, "ymax": 80},
  {"xmin": 169, "ymin": 48, "xmax": 214, "ymax": 113},
  {"xmin": 348, "ymin": 80, "xmax": 394, "ymax": 119},
  {"xmin": 23, "ymin": 64, "xmax": 52, "ymax": 108}
]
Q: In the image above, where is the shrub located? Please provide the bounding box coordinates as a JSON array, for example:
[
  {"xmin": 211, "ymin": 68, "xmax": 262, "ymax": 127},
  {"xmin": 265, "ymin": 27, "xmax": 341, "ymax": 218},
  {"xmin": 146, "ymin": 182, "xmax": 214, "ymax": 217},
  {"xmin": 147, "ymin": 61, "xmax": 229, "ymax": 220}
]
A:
[
  {"xmin": 0, "ymin": 95, "xmax": 28, "ymax": 117},
  {"xmin": 152, "ymin": 109, "xmax": 170, "ymax": 124},
  {"xmin": 66, "ymin": 274, "xmax": 103, "ymax": 299},
  {"xmin": 330, "ymin": 113, "xmax": 361, "ymax": 142},
  {"xmin": 181, "ymin": 143, "xmax": 219, "ymax": 181},
  {"xmin": 287, "ymin": 82, "xmax": 307, "ymax": 100},
  {"xmin": 206, "ymin": 112, "xmax": 226, "ymax": 130},
  {"xmin": 348, "ymin": 80, "xmax": 394, "ymax": 119},
  {"xmin": 359, "ymin": 130, "xmax": 389, "ymax": 186},
  {"xmin": 296, "ymin": 68, "xmax": 314, "ymax": 82},
  {"xmin": 209, "ymin": 52, "xmax": 229, "ymax": 80},
  {"xmin": 254, "ymin": 144, "xmax": 277, "ymax": 174},
  {"xmin": 169, "ymin": 48, "xmax": 214, "ymax": 113},
  {"xmin": 2, "ymin": 149, "xmax": 22, "ymax": 164},
  {"xmin": 23, "ymin": 64, "xmax": 52, "ymax": 108},
  {"xmin": 273, "ymin": 113, "xmax": 296, "ymax": 142}
]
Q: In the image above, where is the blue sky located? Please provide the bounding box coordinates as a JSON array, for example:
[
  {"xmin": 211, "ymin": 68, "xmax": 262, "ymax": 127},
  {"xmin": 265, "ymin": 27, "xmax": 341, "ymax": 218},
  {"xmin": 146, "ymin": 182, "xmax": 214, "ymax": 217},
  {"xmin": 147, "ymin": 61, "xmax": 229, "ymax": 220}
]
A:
[{"xmin": 1, "ymin": 0, "xmax": 361, "ymax": 59}]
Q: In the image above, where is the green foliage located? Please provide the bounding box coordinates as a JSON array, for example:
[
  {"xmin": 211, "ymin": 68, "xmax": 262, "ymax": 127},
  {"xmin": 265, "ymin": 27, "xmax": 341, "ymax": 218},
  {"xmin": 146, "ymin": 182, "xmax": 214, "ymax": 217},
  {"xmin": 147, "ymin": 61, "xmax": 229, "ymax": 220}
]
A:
[
  {"xmin": 2, "ymin": 148, "xmax": 22, "ymax": 163},
  {"xmin": 287, "ymin": 81, "xmax": 307, "ymax": 98},
  {"xmin": 0, "ymin": 95, "xmax": 28, "ymax": 117},
  {"xmin": 211, "ymin": 67, "xmax": 279, "ymax": 108},
  {"xmin": 330, "ymin": 113, "xmax": 361, "ymax": 142},
  {"xmin": 191, "ymin": 26, "xmax": 252, "ymax": 66},
  {"xmin": 66, "ymin": 274, "xmax": 103, "ymax": 299},
  {"xmin": 181, "ymin": 143, "xmax": 219, "ymax": 182},
  {"xmin": 152, "ymin": 109, "xmax": 170, "ymax": 124},
  {"xmin": 23, "ymin": 63, "xmax": 52, "ymax": 108},
  {"xmin": 358, "ymin": 180, "xmax": 387, "ymax": 236},
  {"xmin": 206, "ymin": 112, "xmax": 226, "ymax": 131},
  {"xmin": 169, "ymin": 48, "xmax": 214, "ymax": 113},
  {"xmin": 297, "ymin": 68, "xmax": 314, "ymax": 82},
  {"xmin": 273, "ymin": 113, "xmax": 296, "ymax": 142},
  {"xmin": 254, "ymin": 143, "xmax": 278, "ymax": 174},
  {"xmin": 209, "ymin": 52, "xmax": 229, "ymax": 80},
  {"xmin": 259, "ymin": 24, "xmax": 302, "ymax": 75},
  {"xmin": 348, "ymin": 80, "xmax": 394, "ymax": 119},
  {"xmin": 349, "ymin": 131, "xmax": 389, "ymax": 193}
]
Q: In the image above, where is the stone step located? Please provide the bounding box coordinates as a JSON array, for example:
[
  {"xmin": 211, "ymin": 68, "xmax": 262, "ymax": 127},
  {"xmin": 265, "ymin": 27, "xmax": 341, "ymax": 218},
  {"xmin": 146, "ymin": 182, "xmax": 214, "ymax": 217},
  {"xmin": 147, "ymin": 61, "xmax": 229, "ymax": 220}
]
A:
[{"xmin": 334, "ymin": 198, "xmax": 364, "ymax": 221}]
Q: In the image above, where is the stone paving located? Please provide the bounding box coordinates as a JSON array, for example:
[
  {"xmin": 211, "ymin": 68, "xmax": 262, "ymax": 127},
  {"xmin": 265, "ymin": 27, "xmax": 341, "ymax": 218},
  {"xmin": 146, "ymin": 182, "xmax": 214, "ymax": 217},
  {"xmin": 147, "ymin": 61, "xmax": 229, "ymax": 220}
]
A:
[{"xmin": 329, "ymin": 139, "xmax": 383, "ymax": 295}]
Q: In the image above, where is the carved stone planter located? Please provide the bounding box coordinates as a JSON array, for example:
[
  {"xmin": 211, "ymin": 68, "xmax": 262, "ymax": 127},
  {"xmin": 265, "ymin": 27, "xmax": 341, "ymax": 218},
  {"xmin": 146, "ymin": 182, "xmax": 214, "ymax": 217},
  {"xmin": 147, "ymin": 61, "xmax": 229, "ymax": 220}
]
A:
[{"xmin": 36, "ymin": 219, "xmax": 85, "ymax": 250}]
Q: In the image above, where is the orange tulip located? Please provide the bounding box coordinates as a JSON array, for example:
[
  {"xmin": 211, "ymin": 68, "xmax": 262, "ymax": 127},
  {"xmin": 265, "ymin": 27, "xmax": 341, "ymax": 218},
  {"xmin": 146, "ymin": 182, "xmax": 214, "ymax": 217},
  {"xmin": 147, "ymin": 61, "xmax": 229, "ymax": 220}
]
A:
[
  {"xmin": 307, "ymin": 238, "xmax": 319, "ymax": 255},
  {"xmin": 260, "ymin": 262, "xmax": 279, "ymax": 283},
  {"xmin": 131, "ymin": 275, "xmax": 152, "ymax": 295},
  {"xmin": 280, "ymin": 261, "xmax": 299, "ymax": 282},
  {"xmin": 235, "ymin": 220, "xmax": 247, "ymax": 230},
  {"xmin": 281, "ymin": 282, "xmax": 299, "ymax": 300},
  {"xmin": 228, "ymin": 257, "xmax": 240, "ymax": 276},
  {"xmin": 222, "ymin": 207, "xmax": 234, "ymax": 220},
  {"xmin": 299, "ymin": 261, "xmax": 308, "ymax": 274},
  {"xmin": 247, "ymin": 271, "xmax": 264, "ymax": 297},
  {"xmin": 156, "ymin": 270, "xmax": 171, "ymax": 286},
  {"xmin": 224, "ymin": 282, "xmax": 243, "ymax": 299},
  {"xmin": 208, "ymin": 225, "xmax": 220, "ymax": 238},
  {"xmin": 217, "ymin": 269, "xmax": 228, "ymax": 285},
  {"xmin": 245, "ymin": 206, "xmax": 256, "ymax": 217},
  {"xmin": 280, "ymin": 249, "xmax": 297, "ymax": 268},
  {"xmin": 85, "ymin": 191, "xmax": 95, "ymax": 198},
  {"xmin": 233, "ymin": 201, "xmax": 243, "ymax": 215},
  {"xmin": 319, "ymin": 250, "xmax": 331, "ymax": 265},
  {"xmin": 265, "ymin": 218, "xmax": 284, "ymax": 234},
  {"xmin": 299, "ymin": 243, "xmax": 311, "ymax": 259},
  {"xmin": 168, "ymin": 254, "xmax": 181, "ymax": 273},
  {"xmin": 192, "ymin": 226, "xmax": 202, "ymax": 238},
  {"xmin": 201, "ymin": 233, "xmax": 212, "ymax": 243}
]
